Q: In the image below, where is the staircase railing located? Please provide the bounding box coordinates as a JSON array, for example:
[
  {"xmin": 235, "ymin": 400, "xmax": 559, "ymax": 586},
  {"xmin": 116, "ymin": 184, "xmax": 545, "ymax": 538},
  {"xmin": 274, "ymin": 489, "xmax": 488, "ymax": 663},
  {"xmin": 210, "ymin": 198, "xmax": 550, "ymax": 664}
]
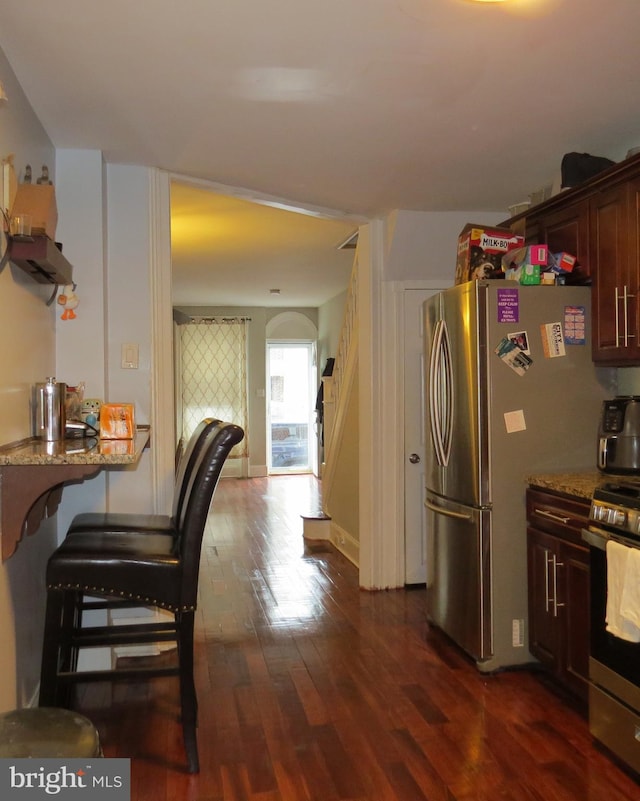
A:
[{"xmin": 321, "ymin": 256, "xmax": 358, "ymax": 517}]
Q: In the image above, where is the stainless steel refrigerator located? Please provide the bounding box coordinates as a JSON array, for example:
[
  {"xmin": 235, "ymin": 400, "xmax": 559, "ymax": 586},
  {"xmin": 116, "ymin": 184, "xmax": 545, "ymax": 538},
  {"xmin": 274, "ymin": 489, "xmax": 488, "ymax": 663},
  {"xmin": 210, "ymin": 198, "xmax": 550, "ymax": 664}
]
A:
[{"xmin": 423, "ymin": 280, "xmax": 614, "ymax": 672}]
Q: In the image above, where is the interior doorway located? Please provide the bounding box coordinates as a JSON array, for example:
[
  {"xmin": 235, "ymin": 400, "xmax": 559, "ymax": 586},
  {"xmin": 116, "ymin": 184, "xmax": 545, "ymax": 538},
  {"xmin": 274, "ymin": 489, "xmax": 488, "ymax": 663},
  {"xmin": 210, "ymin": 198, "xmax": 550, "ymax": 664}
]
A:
[{"xmin": 266, "ymin": 342, "xmax": 316, "ymax": 474}]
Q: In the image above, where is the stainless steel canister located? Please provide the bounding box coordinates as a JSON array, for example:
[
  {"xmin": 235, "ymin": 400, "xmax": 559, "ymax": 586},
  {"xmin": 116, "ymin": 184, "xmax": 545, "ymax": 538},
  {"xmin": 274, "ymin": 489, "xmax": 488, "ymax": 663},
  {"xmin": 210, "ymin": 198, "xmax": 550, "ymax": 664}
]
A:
[{"xmin": 35, "ymin": 377, "xmax": 67, "ymax": 441}]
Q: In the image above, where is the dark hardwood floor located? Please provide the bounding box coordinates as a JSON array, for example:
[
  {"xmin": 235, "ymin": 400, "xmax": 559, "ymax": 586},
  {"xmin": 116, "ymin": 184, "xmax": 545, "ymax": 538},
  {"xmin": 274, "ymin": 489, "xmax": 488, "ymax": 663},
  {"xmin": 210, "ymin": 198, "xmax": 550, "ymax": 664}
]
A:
[{"xmin": 75, "ymin": 475, "xmax": 640, "ymax": 800}]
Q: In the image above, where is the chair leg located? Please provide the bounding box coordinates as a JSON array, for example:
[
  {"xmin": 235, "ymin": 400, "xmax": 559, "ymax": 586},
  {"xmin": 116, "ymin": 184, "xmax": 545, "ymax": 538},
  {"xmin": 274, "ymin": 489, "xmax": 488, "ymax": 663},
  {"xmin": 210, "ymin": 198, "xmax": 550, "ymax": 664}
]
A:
[
  {"xmin": 39, "ymin": 588, "xmax": 66, "ymax": 707},
  {"xmin": 58, "ymin": 590, "xmax": 83, "ymax": 707},
  {"xmin": 59, "ymin": 591, "xmax": 78, "ymax": 670},
  {"xmin": 177, "ymin": 611, "xmax": 199, "ymax": 773}
]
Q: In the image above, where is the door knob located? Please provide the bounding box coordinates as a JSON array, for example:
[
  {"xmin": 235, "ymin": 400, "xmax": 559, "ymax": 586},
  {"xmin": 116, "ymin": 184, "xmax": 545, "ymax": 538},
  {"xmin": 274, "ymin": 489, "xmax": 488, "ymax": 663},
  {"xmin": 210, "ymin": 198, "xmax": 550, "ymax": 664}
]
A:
[{"xmin": 409, "ymin": 453, "xmax": 421, "ymax": 464}]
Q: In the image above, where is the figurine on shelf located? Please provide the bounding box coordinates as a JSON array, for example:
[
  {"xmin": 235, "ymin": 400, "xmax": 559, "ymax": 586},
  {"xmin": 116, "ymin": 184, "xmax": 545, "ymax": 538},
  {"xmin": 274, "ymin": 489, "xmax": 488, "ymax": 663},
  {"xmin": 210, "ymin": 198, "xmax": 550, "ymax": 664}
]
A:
[
  {"xmin": 37, "ymin": 165, "xmax": 52, "ymax": 185},
  {"xmin": 57, "ymin": 284, "xmax": 79, "ymax": 320}
]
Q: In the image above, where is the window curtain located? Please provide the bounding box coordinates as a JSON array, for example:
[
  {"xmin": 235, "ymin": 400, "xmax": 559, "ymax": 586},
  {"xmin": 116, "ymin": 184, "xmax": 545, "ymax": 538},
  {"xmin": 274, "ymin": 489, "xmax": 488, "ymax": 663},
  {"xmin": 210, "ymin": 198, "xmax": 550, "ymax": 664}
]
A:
[{"xmin": 179, "ymin": 318, "xmax": 248, "ymax": 458}]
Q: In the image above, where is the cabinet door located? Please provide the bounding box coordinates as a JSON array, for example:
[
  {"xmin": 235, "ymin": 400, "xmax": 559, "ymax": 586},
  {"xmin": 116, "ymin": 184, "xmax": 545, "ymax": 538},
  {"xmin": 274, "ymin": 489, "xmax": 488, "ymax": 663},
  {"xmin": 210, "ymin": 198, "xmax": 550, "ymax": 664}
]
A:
[
  {"xmin": 560, "ymin": 540, "xmax": 590, "ymax": 702},
  {"xmin": 527, "ymin": 528, "xmax": 560, "ymax": 671},
  {"xmin": 591, "ymin": 182, "xmax": 635, "ymax": 362},
  {"xmin": 534, "ymin": 199, "xmax": 591, "ymax": 285},
  {"xmin": 625, "ymin": 175, "xmax": 640, "ymax": 358}
]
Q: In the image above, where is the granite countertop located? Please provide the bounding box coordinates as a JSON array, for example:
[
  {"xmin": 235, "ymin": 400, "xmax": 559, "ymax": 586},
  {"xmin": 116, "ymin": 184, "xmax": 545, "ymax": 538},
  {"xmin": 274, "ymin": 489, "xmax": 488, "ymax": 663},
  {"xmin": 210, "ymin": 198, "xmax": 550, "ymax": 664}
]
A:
[
  {"xmin": 0, "ymin": 427, "xmax": 150, "ymax": 466},
  {"xmin": 527, "ymin": 469, "xmax": 640, "ymax": 500}
]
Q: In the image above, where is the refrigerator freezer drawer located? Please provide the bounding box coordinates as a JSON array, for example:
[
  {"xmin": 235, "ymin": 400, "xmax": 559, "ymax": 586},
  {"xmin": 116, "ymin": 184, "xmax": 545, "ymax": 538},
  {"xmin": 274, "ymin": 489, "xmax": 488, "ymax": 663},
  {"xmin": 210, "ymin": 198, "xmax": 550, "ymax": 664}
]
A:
[{"xmin": 425, "ymin": 492, "xmax": 492, "ymax": 663}]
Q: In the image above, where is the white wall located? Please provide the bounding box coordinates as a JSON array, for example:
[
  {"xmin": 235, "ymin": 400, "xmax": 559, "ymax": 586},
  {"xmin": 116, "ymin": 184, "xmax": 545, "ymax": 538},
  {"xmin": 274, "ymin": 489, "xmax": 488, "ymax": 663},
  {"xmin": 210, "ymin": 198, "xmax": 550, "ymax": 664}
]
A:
[
  {"xmin": 53, "ymin": 159, "xmax": 155, "ymax": 533},
  {"xmin": 0, "ymin": 46, "xmax": 59, "ymax": 710},
  {"xmin": 102, "ymin": 164, "xmax": 154, "ymax": 510},
  {"xmin": 384, "ymin": 209, "xmax": 505, "ymax": 283},
  {"xmin": 0, "ymin": 66, "xmax": 159, "ymax": 702},
  {"xmin": 53, "ymin": 149, "xmax": 107, "ymax": 531},
  {"xmin": 317, "ymin": 289, "xmax": 347, "ymax": 371}
]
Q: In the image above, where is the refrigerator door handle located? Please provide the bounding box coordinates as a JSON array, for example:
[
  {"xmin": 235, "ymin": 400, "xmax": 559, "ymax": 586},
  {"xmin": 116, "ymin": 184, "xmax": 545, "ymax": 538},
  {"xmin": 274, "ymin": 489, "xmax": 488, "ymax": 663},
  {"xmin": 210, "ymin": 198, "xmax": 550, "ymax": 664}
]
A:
[
  {"xmin": 425, "ymin": 498, "xmax": 472, "ymax": 521},
  {"xmin": 428, "ymin": 319, "xmax": 454, "ymax": 467}
]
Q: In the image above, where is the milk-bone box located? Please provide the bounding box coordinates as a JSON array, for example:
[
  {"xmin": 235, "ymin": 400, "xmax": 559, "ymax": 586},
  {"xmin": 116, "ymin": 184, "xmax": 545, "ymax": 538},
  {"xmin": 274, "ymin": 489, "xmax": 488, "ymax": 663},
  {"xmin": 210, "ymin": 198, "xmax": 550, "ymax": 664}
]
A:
[{"xmin": 455, "ymin": 224, "xmax": 524, "ymax": 285}]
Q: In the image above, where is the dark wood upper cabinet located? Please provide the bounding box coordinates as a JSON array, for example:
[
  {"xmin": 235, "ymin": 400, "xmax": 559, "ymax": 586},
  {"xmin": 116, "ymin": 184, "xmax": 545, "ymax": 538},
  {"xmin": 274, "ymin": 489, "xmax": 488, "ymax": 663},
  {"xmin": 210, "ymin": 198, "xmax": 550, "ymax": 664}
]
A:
[
  {"xmin": 526, "ymin": 199, "xmax": 591, "ymax": 286},
  {"xmin": 503, "ymin": 154, "xmax": 640, "ymax": 365},
  {"xmin": 590, "ymin": 181, "xmax": 639, "ymax": 363}
]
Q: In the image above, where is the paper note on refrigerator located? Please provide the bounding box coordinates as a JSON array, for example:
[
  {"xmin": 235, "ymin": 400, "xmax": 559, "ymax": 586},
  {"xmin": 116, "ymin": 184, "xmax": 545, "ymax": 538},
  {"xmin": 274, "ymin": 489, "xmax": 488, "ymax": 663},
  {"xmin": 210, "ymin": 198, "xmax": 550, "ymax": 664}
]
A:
[
  {"xmin": 540, "ymin": 322, "xmax": 566, "ymax": 358},
  {"xmin": 504, "ymin": 410, "xmax": 526, "ymax": 434}
]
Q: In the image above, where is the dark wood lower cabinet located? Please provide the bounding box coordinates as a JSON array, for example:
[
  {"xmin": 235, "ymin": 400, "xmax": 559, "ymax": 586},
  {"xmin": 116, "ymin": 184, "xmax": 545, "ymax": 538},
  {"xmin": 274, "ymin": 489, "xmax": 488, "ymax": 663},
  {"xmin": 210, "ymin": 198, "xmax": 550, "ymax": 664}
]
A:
[{"xmin": 526, "ymin": 487, "xmax": 591, "ymax": 702}]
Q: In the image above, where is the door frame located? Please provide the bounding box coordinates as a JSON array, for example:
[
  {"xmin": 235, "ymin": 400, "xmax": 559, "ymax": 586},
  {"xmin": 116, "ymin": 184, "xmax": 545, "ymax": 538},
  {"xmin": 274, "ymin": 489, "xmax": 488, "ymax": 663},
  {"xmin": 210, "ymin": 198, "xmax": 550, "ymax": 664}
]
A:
[
  {"xmin": 387, "ymin": 280, "xmax": 449, "ymax": 584},
  {"xmin": 151, "ymin": 170, "xmax": 361, "ymax": 513},
  {"xmin": 150, "ymin": 189, "xmax": 448, "ymax": 587}
]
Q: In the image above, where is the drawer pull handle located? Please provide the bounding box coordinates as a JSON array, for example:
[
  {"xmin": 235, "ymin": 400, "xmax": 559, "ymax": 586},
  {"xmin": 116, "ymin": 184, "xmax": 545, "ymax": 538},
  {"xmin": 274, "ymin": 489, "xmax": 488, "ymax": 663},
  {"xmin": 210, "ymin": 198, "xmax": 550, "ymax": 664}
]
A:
[{"xmin": 534, "ymin": 508, "xmax": 570, "ymax": 524}]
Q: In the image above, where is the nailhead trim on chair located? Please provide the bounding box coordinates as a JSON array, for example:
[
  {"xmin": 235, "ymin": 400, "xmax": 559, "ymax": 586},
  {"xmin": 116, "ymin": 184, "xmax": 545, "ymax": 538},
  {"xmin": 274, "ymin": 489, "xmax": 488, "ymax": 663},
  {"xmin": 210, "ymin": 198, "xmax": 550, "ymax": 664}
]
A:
[{"xmin": 46, "ymin": 582, "xmax": 195, "ymax": 612}]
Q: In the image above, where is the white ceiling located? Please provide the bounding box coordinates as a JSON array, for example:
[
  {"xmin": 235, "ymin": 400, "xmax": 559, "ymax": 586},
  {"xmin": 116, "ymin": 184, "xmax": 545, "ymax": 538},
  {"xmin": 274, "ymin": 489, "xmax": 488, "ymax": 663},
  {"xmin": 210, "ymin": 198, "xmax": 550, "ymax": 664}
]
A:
[{"xmin": 1, "ymin": 0, "xmax": 639, "ymax": 306}]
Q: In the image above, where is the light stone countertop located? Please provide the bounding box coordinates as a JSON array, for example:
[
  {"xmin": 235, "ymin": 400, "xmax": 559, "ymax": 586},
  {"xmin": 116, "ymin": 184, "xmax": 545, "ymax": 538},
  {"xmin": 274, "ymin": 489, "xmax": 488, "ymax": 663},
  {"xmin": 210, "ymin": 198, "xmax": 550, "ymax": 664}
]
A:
[
  {"xmin": 0, "ymin": 427, "xmax": 150, "ymax": 560},
  {"xmin": 526, "ymin": 469, "xmax": 639, "ymax": 501},
  {"xmin": 0, "ymin": 427, "xmax": 150, "ymax": 466}
]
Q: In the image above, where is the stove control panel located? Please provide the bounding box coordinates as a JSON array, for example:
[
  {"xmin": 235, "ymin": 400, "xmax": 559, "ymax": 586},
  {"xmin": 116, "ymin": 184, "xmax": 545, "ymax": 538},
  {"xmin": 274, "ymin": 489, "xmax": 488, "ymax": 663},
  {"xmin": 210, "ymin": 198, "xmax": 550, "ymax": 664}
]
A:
[
  {"xmin": 591, "ymin": 502, "xmax": 628, "ymax": 528},
  {"xmin": 590, "ymin": 482, "xmax": 640, "ymax": 539}
]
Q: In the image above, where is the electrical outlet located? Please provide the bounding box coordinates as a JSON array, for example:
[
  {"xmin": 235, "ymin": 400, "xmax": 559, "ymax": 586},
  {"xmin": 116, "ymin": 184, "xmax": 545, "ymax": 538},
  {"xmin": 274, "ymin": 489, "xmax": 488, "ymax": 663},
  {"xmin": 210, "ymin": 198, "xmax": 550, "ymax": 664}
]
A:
[{"xmin": 512, "ymin": 618, "xmax": 525, "ymax": 647}]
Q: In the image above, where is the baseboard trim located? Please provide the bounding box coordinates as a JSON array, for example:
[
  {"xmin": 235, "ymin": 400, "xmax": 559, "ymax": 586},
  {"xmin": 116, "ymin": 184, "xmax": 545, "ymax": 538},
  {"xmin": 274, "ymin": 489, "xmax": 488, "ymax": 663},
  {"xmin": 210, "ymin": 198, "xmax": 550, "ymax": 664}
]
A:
[
  {"xmin": 249, "ymin": 464, "xmax": 268, "ymax": 478},
  {"xmin": 330, "ymin": 521, "xmax": 359, "ymax": 567}
]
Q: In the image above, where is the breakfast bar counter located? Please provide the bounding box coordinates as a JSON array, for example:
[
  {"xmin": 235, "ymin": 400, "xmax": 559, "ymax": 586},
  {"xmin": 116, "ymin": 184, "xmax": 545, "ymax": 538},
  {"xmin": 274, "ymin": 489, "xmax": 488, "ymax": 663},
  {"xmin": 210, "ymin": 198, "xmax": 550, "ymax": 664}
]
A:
[{"xmin": 0, "ymin": 427, "xmax": 150, "ymax": 560}]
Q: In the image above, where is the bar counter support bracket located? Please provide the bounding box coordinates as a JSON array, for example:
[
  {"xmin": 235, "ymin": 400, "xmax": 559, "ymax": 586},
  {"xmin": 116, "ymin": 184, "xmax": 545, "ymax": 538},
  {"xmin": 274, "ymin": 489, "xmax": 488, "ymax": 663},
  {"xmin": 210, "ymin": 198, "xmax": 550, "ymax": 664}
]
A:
[{"xmin": 0, "ymin": 464, "xmax": 101, "ymax": 560}]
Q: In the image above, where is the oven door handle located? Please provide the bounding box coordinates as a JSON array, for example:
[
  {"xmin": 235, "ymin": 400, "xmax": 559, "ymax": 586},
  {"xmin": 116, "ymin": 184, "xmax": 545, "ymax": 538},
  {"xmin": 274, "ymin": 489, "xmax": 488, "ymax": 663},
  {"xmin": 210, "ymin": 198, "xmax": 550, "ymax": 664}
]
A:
[
  {"xmin": 582, "ymin": 527, "xmax": 607, "ymax": 551},
  {"xmin": 582, "ymin": 525, "xmax": 640, "ymax": 551}
]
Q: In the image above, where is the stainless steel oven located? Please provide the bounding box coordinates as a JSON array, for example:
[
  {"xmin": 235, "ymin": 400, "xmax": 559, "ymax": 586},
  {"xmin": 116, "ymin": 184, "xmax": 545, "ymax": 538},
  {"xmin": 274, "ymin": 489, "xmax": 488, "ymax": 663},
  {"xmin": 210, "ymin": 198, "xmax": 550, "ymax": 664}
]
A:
[{"xmin": 583, "ymin": 481, "xmax": 640, "ymax": 774}]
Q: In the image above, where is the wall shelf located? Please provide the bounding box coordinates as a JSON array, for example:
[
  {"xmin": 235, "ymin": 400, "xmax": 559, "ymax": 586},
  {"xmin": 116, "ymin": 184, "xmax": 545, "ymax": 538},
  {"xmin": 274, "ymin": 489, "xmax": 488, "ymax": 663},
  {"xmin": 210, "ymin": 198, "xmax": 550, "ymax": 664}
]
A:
[
  {"xmin": 7, "ymin": 234, "xmax": 73, "ymax": 285},
  {"xmin": 0, "ymin": 428, "xmax": 150, "ymax": 560}
]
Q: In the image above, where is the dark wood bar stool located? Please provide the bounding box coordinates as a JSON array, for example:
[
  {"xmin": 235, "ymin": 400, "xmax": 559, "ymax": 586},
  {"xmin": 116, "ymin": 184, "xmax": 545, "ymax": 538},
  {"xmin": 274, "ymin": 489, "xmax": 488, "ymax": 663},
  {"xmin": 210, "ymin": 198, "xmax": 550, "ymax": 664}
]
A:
[
  {"xmin": 67, "ymin": 417, "xmax": 222, "ymax": 537},
  {"xmin": 39, "ymin": 420, "xmax": 244, "ymax": 773},
  {"xmin": 0, "ymin": 707, "xmax": 102, "ymax": 757}
]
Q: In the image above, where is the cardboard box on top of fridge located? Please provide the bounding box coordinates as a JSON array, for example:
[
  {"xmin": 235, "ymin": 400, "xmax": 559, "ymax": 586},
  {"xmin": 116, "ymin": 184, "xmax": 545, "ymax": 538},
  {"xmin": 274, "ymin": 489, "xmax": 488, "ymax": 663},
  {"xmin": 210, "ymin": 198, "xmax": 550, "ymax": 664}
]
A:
[
  {"xmin": 455, "ymin": 224, "xmax": 524, "ymax": 285},
  {"xmin": 501, "ymin": 244, "xmax": 549, "ymax": 282},
  {"xmin": 519, "ymin": 264, "xmax": 541, "ymax": 285},
  {"xmin": 549, "ymin": 251, "xmax": 577, "ymax": 274},
  {"xmin": 10, "ymin": 183, "xmax": 58, "ymax": 239}
]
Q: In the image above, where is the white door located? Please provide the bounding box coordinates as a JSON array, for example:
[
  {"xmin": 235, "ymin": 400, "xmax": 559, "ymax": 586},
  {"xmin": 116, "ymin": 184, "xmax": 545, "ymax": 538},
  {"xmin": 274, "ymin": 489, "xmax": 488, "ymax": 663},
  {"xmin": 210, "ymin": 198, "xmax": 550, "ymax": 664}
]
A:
[
  {"xmin": 404, "ymin": 288, "xmax": 441, "ymax": 584},
  {"xmin": 266, "ymin": 342, "xmax": 316, "ymax": 474}
]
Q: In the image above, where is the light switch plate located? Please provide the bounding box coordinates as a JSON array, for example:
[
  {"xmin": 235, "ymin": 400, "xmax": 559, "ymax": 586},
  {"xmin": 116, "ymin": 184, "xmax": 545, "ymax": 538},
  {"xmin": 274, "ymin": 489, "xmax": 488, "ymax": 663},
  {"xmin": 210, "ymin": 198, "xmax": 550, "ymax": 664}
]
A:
[{"xmin": 121, "ymin": 343, "xmax": 139, "ymax": 369}]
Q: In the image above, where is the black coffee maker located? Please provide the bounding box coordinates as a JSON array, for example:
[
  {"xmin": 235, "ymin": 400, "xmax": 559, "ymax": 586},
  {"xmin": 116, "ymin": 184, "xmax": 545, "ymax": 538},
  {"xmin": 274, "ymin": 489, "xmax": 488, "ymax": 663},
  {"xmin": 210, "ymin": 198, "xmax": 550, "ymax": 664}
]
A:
[{"xmin": 598, "ymin": 396, "xmax": 640, "ymax": 473}]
